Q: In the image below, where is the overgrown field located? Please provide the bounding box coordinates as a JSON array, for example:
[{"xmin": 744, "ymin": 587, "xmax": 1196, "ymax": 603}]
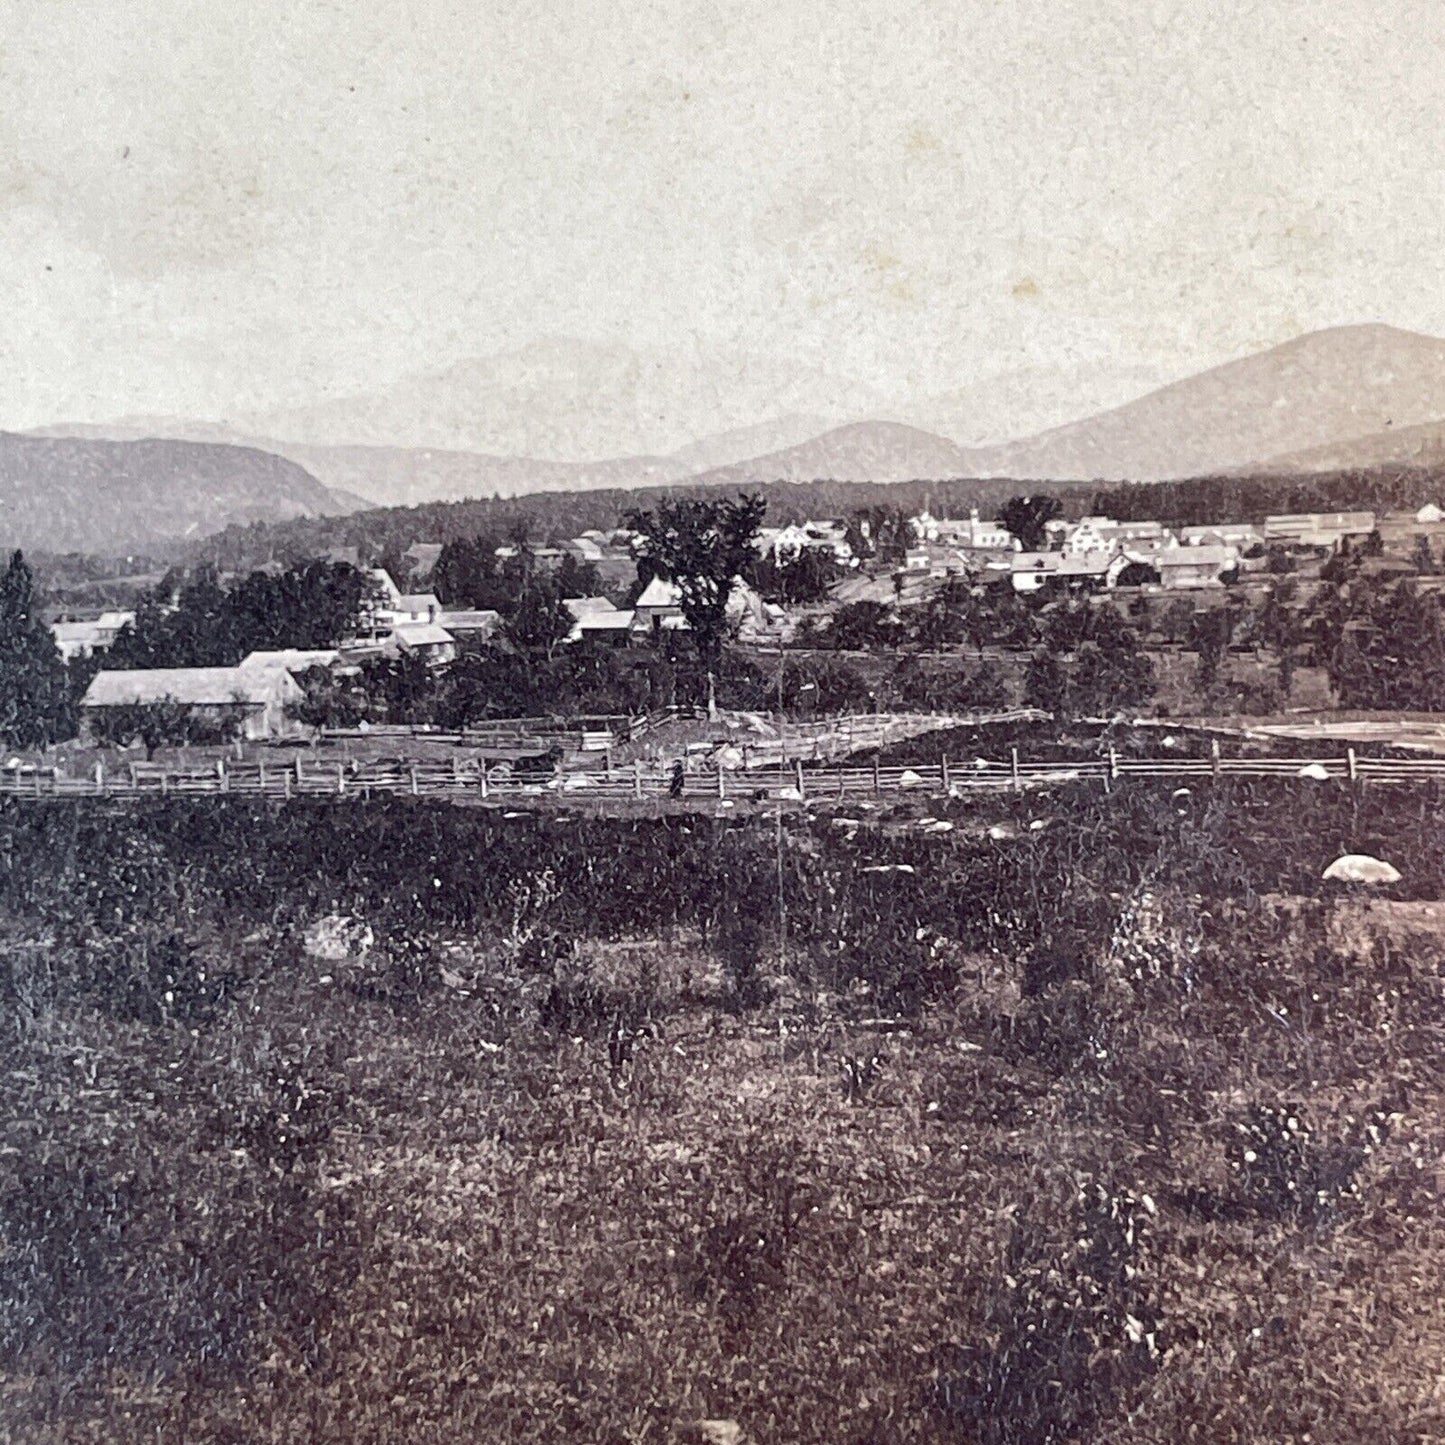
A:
[{"xmin": 1, "ymin": 787, "xmax": 1444, "ymax": 1443}]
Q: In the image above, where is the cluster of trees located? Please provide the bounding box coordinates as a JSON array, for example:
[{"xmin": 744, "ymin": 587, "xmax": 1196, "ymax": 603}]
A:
[
  {"xmin": 1315, "ymin": 576, "xmax": 1445, "ymax": 710},
  {"xmin": 1090, "ymin": 464, "xmax": 1445, "ymax": 529},
  {"xmin": 1022, "ymin": 604, "xmax": 1156, "ymax": 718},
  {"xmin": 745, "ymin": 547, "xmax": 842, "ymax": 605},
  {"xmin": 430, "ymin": 535, "xmax": 605, "ymax": 620},
  {"xmin": 107, "ymin": 560, "xmax": 369, "ymax": 670}
]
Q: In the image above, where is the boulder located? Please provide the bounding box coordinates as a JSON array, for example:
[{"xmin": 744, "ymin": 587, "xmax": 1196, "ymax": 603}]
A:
[{"xmin": 1322, "ymin": 854, "xmax": 1402, "ymax": 885}]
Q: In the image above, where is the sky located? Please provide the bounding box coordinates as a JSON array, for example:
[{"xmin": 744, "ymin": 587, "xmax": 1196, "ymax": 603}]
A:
[{"xmin": 1, "ymin": 0, "xmax": 1442, "ymax": 455}]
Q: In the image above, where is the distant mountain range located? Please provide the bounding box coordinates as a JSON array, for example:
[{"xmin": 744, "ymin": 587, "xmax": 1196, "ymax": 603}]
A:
[{"xmin": 18, "ymin": 323, "xmax": 1445, "ymax": 555}]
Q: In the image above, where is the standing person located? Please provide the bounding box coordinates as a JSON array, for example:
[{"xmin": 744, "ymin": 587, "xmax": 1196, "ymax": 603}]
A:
[{"xmin": 669, "ymin": 759, "xmax": 685, "ymax": 798}]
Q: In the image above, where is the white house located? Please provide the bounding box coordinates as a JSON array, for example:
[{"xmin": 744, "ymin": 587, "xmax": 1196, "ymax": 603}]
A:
[
  {"xmin": 915, "ymin": 510, "xmax": 1017, "ymax": 551},
  {"xmin": 630, "ymin": 576, "xmax": 764, "ymax": 637},
  {"xmin": 389, "ymin": 622, "xmax": 457, "ymax": 666},
  {"xmin": 49, "ymin": 610, "xmax": 136, "ymax": 663}
]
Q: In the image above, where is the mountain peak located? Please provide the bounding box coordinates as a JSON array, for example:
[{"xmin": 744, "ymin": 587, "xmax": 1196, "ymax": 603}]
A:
[{"xmin": 953, "ymin": 325, "xmax": 1445, "ymax": 482}]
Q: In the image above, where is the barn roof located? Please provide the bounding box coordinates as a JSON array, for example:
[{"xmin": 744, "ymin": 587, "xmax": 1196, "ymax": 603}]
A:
[{"xmin": 82, "ymin": 667, "xmax": 301, "ymax": 708}]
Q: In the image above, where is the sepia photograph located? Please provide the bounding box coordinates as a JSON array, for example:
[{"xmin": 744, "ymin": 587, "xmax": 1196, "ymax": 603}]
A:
[{"xmin": 2, "ymin": 1, "xmax": 1445, "ymax": 1440}]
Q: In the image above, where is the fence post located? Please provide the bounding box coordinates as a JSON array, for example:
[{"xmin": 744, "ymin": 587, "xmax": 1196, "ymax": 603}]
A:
[
  {"xmin": 1010, "ymin": 747, "xmax": 1020, "ymax": 793},
  {"xmin": 409, "ymin": 765, "xmax": 419, "ymax": 796},
  {"xmin": 337, "ymin": 763, "xmax": 346, "ymax": 796},
  {"xmin": 217, "ymin": 759, "xmax": 228, "ymax": 793},
  {"xmin": 795, "ymin": 759, "xmax": 805, "ymax": 799},
  {"xmin": 295, "ymin": 756, "xmax": 304, "ymax": 787},
  {"xmin": 717, "ymin": 764, "xmax": 726, "ymax": 799},
  {"xmin": 480, "ymin": 764, "xmax": 489, "ymax": 799},
  {"xmin": 257, "ymin": 760, "xmax": 266, "ymax": 793},
  {"xmin": 94, "ymin": 761, "xmax": 104, "ymax": 796},
  {"xmin": 873, "ymin": 754, "xmax": 881, "ymax": 795},
  {"xmin": 284, "ymin": 771, "xmax": 292, "ymax": 800},
  {"xmin": 1210, "ymin": 738, "xmax": 1221, "ymax": 780},
  {"xmin": 634, "ymin": 760, "xmax": 643, "ymax": 799},
  {"xmin": 1347, "ymin": 747, "xmax": 1358, "ymax": 786},
  {"xmin": 941, "ymin": 755, "xmax": 951, "ymax": 792}
]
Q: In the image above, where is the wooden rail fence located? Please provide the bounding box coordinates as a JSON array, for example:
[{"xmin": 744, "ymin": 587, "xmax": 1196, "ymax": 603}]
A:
[{"xmin": 1, "ymin": 746, "xmax": 1441, "ymax": 804}]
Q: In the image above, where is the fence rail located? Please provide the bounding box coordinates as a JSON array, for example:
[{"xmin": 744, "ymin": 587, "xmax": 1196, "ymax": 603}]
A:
[{"xmin": 2, "ymin": 748, "xmax": 1443, "ymax": 804}]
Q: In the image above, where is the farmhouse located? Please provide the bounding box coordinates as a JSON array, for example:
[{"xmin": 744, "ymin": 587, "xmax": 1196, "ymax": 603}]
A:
[
  {"xmin": 1152, "ymin": 544, "xmax": 1240, "ymax": 589},
  {"xmin": 81, "ymin": 666, "xmax": 304, "ymax": 741},
  {"xmin": 49, "ymin": 610, "xmax": 135, "ymax": 663},
  {"xmin": 567, "ymin": 608, "xmax": 635, "ymax": 645},
  {"xmin": 629, "ymin": 576, "xmax": 765, "ymax": 637},
  {"xmin": 914, "ymin": 509, "xmax": 1017, "ymax": 552},
  {"xmin": 1012, "ymin": 551, "xmax": 1129, "ymax": 593},
  {"xmin": 388, "ymin": 622, "xmax": 458, "ymax": 666}
]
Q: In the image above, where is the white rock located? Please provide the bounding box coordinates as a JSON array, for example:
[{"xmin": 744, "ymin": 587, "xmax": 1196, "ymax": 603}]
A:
[
  {"xmin": 1297, "ymin": 763, "xmax": 1331, "ymax": 781},
  {"xmin": 1322, "ymin": 854, "xmax": 1401, "ymax": 885}
]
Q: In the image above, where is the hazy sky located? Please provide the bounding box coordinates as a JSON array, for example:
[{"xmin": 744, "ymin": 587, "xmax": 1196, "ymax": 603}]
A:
[{"xmin": 2, "ymin": 0, "xmax": 1442, "ymax": 454}]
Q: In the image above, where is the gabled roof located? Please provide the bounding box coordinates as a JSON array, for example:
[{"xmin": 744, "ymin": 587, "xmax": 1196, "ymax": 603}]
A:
[
  {"xmin": 83, "ymin": 667, "xmax": 301, "ymax": 708},
  {"xmin": 563, "ymin": 596, "xmax": 616, "ymax": 620},
  {"xmin": 438, "ymin": 609, "xmax": 500, "ymax": 631},
  {"xmin": 634, "ymin": 576, "xmax": 683, "ymax": 609},
  {"xmin": 392, "ymin": 622, "xmax": 455, "ymax": 649},
  {"xmin": 1155, "ymin": 546, "xmax": 1238, "ymax": 569},
  {"xmin": 51, "ymin": 621, "xmax": 108, "ymax": 644},
  {"xmin": 240, "ymin": 649, "xmax": 342, "ymax": 673},
  {"xmin": 575, "ymin": 609, "xmax": 633, "ymax": 630}
]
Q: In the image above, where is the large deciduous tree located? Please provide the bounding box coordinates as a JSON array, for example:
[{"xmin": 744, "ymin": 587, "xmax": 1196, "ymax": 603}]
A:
[
  {"xmin": 998, "ymin": 495, "xmax": 1063, "ymax": 552},
  {"xmin": 624, "ymin": 493, "xmax": 767, "ymax": 667}
]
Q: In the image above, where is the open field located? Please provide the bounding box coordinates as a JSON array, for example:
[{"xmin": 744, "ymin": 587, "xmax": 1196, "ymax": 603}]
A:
[{"xmin": 2, "ymin": 785, "xmax": 1444, "ymax": 1442}]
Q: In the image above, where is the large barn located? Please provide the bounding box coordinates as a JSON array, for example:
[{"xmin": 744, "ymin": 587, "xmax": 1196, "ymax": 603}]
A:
[{"xmin": 80, "ymin": 667, "xmax": 305, "ymax": 741}]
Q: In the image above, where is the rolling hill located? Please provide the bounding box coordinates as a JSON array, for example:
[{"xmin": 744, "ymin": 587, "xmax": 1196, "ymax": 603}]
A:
[
  {"xmin": 0, "ymin": 433, "xmax": 353, "ymax": 555},
  {"xmin": 1247, "ymin": 418, "xmax": 1445, "ymax": 475},
  {"xmin": 684, "ymin": 420, "xmax": 977, "ymax": 488}
]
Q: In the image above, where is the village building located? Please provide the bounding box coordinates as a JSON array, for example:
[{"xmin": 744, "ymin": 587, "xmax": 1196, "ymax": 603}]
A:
[
  {"xmin": 1265, "ymin": 511, "xmax": 1376, "ymax": 549},
  {"xmin": 1151, "ymin": 544, "xmax": 1241, "ymax": 589},
  {"xmin": 239, "ymin": 649, "xmax": 351, "ymax": 678},
  {"xmin": 388, "ymin": 621, "xmax": 457, "ymax": 667},
  {"xmin": 1049, "ymin": 516, "xmax": 1171, "ymax": 555},
  {"xmin": 567, "ymin": 608, "xmax": 635, "ymax": 646},
  {"xmin": 80, "ymin": 666, "xmax": 304, "ymax": 741},
  {"xmin": 1011, "ymin": 551, "xmax": 1130, "ymax": 593},
  {"xmin": 437, "ymin": 609, "xmax": 501, "ymax": 640},
  {"xmin": 1178, "ymin": 523, "xmax": 1265, "ymax": 551},
  {"xmin": 628, "ymin": 576, "xmax": 766, "ymax": 638},
  {"xmin": 49, "ymin": 610, "xmax": 136, "ymax": 663},
  {"xmin": 912, "ymin": 509, "xmax": 1017, "ymax": 552},
  {"xmin": 756, "ymin": 520, "xmax": 854, "ymax": 564}
]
